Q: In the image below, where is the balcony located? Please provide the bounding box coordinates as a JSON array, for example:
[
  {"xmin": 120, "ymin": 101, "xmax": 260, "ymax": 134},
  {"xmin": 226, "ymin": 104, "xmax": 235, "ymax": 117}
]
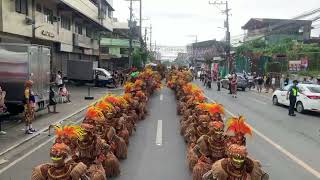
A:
[
  {"xmin": 60, "ymin": 0, "xmax": 113, "ymax": 31},
  {"xmin": 73, "ymin": 33, "xmax": 98, "ymax": 49}
]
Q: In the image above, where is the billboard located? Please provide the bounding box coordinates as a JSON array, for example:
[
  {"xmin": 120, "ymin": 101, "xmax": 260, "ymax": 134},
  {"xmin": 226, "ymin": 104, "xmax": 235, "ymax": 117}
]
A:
[{"xmin": 289, "ymin": 58, "xmax": 308, "ymax": 72}]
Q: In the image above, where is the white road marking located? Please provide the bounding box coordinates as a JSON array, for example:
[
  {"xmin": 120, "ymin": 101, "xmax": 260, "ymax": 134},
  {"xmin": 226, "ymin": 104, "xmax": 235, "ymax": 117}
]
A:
[
  {"xmin": 156, "ymin": 120, "xmax": 163, "ymax": 146},
  {"xmin": 0, "ymin": 159, "xmax": 8, "ymax": 165},
  {"xmin": 206, "ymin": 96, "xmax": 320, "ymax": 179},
  {"xmin": 160, "ymin": 94, "xmax": 163, "ymax": 101},
  {"xmin": 0, "ymin": 118, "xmax": 83, "ymax": 175},
  {"xmin": 0, "ymin": 105, "xmax": 90, "ymax": 157}
]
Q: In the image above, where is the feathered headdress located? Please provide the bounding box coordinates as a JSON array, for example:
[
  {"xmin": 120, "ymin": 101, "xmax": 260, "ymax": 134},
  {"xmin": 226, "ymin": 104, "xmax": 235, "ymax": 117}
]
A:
[
  {"xmin": 123, "ymin": 93, "xmax": 132, "ymax": 102},
  {"xmin": 134, "ymin": 79, "xmax": 144, "ymax": 87},
  {"xmin": 51, "ymin": 143, "xmax": 70, "ymax": 155},
  {"xmin": 124, "ymin": 82, "xmax": 134, "ymax": 93},
  {"xmin": 226, "ymin": 116, "xmax": 252, "ymax": 136},
  {"xmin": 228, "ymin": 144, "xmax": 248, "ymax": 157},
  {"xmin": 104, "ymin": 95, "xmax": 120, "ymax": 105},
  {"xmin": 53, "ymin": 125, "xmax": 85, "ymax": 140},
  {"xmin": 208, "ymin": 103, "xmax": 225, "ymax": 115},
  {"xmin": 117, "ymin": 96, "xmax": 129, "ymax": 108},
  {"xmin": 85, "ymin": 106, "xmax": 105, "ymax": 122},
  {"xmin": 196, "ymin": 103, "xmax": 214, "ymax": 111},
  {"xmin": 95, "ymin": 101, "xmax": 114, "ymax": 113}
]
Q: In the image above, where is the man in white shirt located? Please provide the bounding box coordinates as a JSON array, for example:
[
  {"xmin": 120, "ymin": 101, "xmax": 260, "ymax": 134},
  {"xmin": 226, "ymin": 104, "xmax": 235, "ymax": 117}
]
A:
[{"xmin": 55, "ymin": 71, "xmax": 63, "ymax": 88}]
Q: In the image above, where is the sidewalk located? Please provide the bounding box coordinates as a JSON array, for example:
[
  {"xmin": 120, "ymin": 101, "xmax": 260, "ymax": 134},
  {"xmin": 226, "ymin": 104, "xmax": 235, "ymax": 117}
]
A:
[{"xmin": 0, "ymin": 85, "xmax": 122, "ymax": 154}]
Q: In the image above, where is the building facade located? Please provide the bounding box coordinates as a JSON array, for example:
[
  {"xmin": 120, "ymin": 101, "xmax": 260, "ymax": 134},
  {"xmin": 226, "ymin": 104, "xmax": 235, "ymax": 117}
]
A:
[
  {"xmin": 99, "ymin": 21, "xmax": 141, "ymax": 70},
  {"xmin": 242, "ymin": 18, "xmax": 312, "ymax": 44},
  {"xmin": 0, "ymin": 0, "xmax": 114, "ymax": 76}
]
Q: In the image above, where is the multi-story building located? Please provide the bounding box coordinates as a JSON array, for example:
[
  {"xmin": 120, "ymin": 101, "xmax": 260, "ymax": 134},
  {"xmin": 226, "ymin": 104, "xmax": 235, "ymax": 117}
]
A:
[
  {"xmin": 99, "ymin": 20, "xmax": 141, "ymax": 70},
  {"xmin": 0, "ymin": 0, "xmax": 114, "ymax": 75},
  {"xmin": 242, "ymin": 18, "xmax": 312, "ymax": 43}
]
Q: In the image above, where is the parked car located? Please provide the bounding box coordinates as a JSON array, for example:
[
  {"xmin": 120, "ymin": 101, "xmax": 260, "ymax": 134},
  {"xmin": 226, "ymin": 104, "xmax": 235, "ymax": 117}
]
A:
[
  {"xmin": 272, "ymin": 83, "xmax": 320, "ymax": 113},
  {"xmin": 221, "ymin": 74, "xmax": 249, "ymax": 91}
]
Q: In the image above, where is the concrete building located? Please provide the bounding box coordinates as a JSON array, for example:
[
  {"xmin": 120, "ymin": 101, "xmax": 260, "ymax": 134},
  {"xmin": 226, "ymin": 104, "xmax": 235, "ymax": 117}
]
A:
[
  {"xmin": 187, "ymin": 40, "xmax": 226, "ymax": 68},
  {"xmin": 0, "ymin": 0, "xmax": 114, "ymax": 75},
  {"xmin": 242, "ymin": 18, "xmax": 312, "ymax": 43},
  {"xmin": 99, "ymin": 20, "xmax": 141, "ymax": 70}
]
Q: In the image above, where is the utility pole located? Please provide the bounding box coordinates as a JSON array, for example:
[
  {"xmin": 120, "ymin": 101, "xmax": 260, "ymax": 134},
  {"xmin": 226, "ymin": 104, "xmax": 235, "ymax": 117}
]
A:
[
  {"xmin": 140, "ymin": 0, "xmax": 142, "ymax": 49},
  {"xmin": 128, "ymin": 0, "xmax": 133, "ymax": 68},
  {"xmin": 144, "ymin": 27, "xmax": 147, "ymax": 45},
  {"xmin": 149, "ymin": 24, "xmax": 152, "ymax": 51},
  {"xmin": 209, "ymin": 0, "xmax": 231, "ymax": 72}
]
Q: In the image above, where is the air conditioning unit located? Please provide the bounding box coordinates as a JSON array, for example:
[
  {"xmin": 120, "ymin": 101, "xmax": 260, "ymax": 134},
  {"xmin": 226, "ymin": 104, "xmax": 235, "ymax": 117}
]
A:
[
  {"xmin": 53, "ymin": 16, "xmax": 61, "ymax": 22},
  {"xmin": 25, "ymin": 16, "xmax": 34, "ymax": 25}
]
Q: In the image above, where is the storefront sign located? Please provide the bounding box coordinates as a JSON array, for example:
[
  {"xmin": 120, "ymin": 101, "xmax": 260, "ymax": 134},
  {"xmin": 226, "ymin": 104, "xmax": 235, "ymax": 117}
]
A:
[{"xmin": 41, "ymin": 30, "xmax": 55, "ymax": 38}]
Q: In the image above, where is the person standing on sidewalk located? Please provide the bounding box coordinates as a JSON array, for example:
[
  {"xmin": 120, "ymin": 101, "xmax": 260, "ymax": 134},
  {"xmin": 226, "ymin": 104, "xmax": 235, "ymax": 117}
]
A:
[
  {"xmin": 24, "ymin": 80, "xmax": 36, "ymax": 134},
  {"xmin": 217, "ymin": 76, "xmax": 221, "ymax": 91},
  {"xmin": 55, "ymin": 71, "xmax": 63, "ymax": 88},
  {"xmin": 287, "ymin": 80, "xmax": 299, "ymax": 117}
]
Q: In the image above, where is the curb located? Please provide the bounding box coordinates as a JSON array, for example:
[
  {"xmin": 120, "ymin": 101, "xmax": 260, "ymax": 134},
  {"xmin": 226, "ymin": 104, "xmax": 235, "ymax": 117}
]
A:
[{"xmin": 0, "ymin": 105, "xmax": 89, "ymax": 157}]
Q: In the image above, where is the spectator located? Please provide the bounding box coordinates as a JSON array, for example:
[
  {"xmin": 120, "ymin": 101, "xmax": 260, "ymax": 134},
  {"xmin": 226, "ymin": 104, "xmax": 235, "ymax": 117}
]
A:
[
  {"xmin": 271, "ymin": 76, "xmax": 276, "ymax": 92},
  {"xmin": 59, "ymin": 84, "xmax": 71, "ymax": 103},
  {"xmin": 309, "ymin": 76, "xmax": 317, "ymax": 84},
  {"xmin": 48, "ymin": 85, "xmax": 58, "ymax": 113},
  {"xmin": 265, "ymin": 75, "xmax": 271, "ymax": 93},
  {"xmin": 217, "ymin": 76, "xmax": 221, "ymax": 91},
  {"xmin": 257, "ymin": 76, "xmax": 264, "ymax": 93},
  {"xmin": 230, "ymin": 74, "xmax": 238, "ymax": 98},
  {"xmin": 284, "ymin": 76, "xmax": 289, "ymax": 87},
  {"xmin": 0, "ymin": 86, "xmax": 6, "ymax": 113},
  {"xmin": 24, "ymin": 80, "xmax": 36, "ymax": 134},
  {"xmin": 55, "ymin": 71, "xmax": 63, "ymax": 88}
]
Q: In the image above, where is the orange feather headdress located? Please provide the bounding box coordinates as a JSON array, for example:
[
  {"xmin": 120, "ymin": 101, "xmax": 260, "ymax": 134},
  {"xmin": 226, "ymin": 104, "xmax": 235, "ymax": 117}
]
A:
[
  {"xmin": 226, "ymin": 116, "xmax": 252, "ymax": 136},
  {"xmin": 208, "ymin": 103, "xmax": 225, "ymax": 115},
  {"xmin": 85, "ymin": 106, "xmax": 105, "ymax": 122},
  {"xmin": 95, "ymin": 101, "xmax": 114, "ymax": 113},
  {"xmin": 53, "ymin": 125, "xmax": 85, "ymax": 140}
]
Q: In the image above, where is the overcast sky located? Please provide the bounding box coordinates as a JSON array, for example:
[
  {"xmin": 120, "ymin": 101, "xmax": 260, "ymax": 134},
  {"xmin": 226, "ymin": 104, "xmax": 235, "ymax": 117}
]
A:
[{"xmin": 113, "ymin": 0, "xmax": 320, "ymax": 46}]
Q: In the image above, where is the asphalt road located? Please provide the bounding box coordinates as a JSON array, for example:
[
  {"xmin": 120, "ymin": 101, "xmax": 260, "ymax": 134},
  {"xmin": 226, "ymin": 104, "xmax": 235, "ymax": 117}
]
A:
[{"xmin": 1, "ymin": 84, "xmax": 320, "ymax": 180}]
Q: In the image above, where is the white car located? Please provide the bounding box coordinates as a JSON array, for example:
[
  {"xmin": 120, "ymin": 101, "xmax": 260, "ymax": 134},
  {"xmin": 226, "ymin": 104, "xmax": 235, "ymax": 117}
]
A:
[{"xmin": 272, "ymin": 83, "xmax": 320, "ymax": 113}]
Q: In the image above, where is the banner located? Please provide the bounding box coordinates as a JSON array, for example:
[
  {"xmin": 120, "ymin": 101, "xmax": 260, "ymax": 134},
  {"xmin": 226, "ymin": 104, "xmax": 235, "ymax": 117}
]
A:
[{"xmin": 289, "ymin": 58, "xmax": 309, "ymax": 72}]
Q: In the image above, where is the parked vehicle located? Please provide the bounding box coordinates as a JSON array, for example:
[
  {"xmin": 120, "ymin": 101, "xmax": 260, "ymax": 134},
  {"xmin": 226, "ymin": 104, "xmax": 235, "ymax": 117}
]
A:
[
  {"xmin": 0, "ymin": 44, "xmax": 51, "ymax": 115},
  {"xmin": 221, "ymin": 74, "xmax": 249, "ymax": 91},
  {"xmin": 272, "ymin": 83, "xmax": 320, "ymax": 113},
  {"xmin": 67, "ymin": 60, "xmax": 113, "ymax": 87}
]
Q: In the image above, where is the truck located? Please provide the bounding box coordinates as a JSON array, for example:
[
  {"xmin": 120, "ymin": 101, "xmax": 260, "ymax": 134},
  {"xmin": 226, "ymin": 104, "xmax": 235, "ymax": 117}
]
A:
[
  {"xmin": 67, "ymin": 60, "xmax": 113, "ymax": 87},
  {"xmin": 0, "ymin": 44, "xmax": 51, "ymax": 115}
]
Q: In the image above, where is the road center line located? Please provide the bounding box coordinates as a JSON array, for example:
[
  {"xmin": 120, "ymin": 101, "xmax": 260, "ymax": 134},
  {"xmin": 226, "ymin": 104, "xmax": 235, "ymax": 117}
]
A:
[
  {"xmin": 160, "ymin": 94, "xmax": 163, "ymax": 101},
  {"xmin": 156, "ymin": 120, "xmax": 163, "ymax": 146},
  {"xmin": 206, "ymin": 96, "xmax": 320, "ymax": 179}
]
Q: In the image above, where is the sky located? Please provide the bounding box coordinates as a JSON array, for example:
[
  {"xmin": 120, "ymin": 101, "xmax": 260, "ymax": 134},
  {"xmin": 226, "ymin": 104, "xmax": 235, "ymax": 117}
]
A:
[{"xmin": 113, "ymin": 0, "xmax": 320, "ymax": 47}]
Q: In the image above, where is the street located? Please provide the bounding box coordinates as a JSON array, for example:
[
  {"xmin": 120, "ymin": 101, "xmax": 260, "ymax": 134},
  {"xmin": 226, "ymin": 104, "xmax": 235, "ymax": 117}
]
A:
[{"xmin": 0, "ymin": 82, "xmax": 320, "ymax": 179}]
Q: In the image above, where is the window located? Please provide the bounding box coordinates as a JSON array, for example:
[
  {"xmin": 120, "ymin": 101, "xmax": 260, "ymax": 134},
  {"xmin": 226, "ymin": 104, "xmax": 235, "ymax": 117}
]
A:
[
  {"xmin": 36, "ymin": 3, "xmax": 42, "ymax": 12},
  {"xmin": 100, "ymin": 47, "xmax": 109, "ymax": 54},
  {"xmin": 86, "ymin": 27, "xmax": 93, "ymax": 38},
  {"xmin": 15, "ymin": 0, "xmax": 28, "ymax": 15},
  {"xmin": 108, "ymin": 8, "xmax": 112, "ymax": 18},
  {"xmin": 120, "ymin": 48, "xmax": 129, "ymax": 55},
  {"xmin": 307, "ymin": 86, "xmax": 320, "ymax": 93},
  {"xmin": 43, "ymin": 7, "xmax": 53, "ymax": 24},
  {"xmin": 75, "ymin": 23, "xmax": 82, "ymax": 35},
  {"xmin": 61, "ymin": 16, "xmax": 71, "ymax": 30}
]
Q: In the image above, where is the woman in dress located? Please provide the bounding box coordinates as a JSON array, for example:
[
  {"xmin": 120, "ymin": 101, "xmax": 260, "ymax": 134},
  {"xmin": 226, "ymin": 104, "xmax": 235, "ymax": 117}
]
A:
[{"xmin": 230, "ymin": 74, "xmax": 238, "ymax": 98}]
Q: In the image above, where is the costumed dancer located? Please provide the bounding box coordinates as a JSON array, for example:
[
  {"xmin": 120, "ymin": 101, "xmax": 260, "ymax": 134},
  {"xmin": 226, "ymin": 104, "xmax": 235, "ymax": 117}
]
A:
[
  {"xmin": 31, "ymin": 143, "xmax": 89, "ymax": 180},
  {"xmin": 203, "ymin": 144, "xmax": 269, "ymax": 180}
]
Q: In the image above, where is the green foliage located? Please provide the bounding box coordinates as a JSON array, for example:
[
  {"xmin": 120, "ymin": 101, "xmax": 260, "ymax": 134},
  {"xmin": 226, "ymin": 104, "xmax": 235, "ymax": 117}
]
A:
[{"xmin": 236, "ymin": 38, "xmax": 320, "ymax": 73}]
